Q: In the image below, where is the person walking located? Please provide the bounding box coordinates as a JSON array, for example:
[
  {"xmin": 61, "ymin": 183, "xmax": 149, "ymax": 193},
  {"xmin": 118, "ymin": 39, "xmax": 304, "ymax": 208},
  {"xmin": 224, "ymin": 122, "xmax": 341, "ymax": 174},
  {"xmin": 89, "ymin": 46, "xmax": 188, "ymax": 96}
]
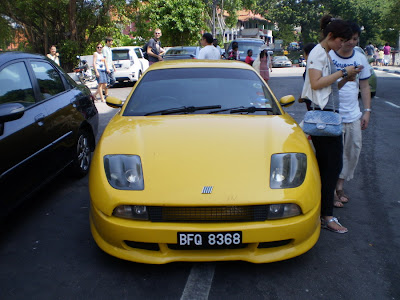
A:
[
  {"xmin": 47, "ymin": 45, "xmax": 60, "ymax": 66},
  {"xmin": 301, "ymin": 15, "xmax": 361, "ymax": 234},
  {"xmin": 147, "ymin": 29, "xmax": 165, "ymax": 65},
  {"xmin": 329, "ymin": 22, "xmax": 372, "ymax": 208},
  {"xmin": 93, "ymin": 42, "xmax": 109, "ymax": 103},
  {"xmin": 198, "ymin": 33, "xmax": 221, "ymax": 60},
  {"xmin": 383, "ymin": 43, "xmax": 391, "ymax": 65},
  {"xmin": 102, "ymin": 36, "xmax": 116, "ymax": 97}
]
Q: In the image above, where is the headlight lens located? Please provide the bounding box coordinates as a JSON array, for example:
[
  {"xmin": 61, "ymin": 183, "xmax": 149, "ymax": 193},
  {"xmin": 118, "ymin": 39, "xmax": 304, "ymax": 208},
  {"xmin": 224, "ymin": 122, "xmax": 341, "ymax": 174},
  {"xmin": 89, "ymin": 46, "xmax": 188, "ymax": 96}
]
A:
[
  {"xmin": 113, "ymin": 205, "xmax": 149, "ymax": 220},
  {"xmin": 104, "ymin": 155, "xmax": 144, "ymax": 190},
  {"xmin": 270, "ymin": 153, "xmax": 307, "ymax": 189},
  {"xmin": 267, "ymin": 204, "xmax": 302, "ymax": 219}
]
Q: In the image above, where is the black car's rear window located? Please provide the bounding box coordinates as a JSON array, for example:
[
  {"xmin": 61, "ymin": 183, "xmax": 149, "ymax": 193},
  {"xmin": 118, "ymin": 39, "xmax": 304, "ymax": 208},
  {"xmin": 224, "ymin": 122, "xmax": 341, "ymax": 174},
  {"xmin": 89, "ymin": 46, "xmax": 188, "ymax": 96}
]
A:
[
  {"xmin": 166, "ymin": 48, "xmax": 196, "ymax": 55},
  {"xmin": 123, "ymin": 68, "xmax": 280, "ymax": 116}
]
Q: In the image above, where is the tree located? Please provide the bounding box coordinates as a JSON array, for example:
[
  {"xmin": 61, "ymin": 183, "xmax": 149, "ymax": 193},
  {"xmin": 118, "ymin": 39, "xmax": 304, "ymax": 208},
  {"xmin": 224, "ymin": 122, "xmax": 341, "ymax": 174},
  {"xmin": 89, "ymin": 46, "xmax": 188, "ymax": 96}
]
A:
[
  {"xmin": 134, "ymin": 0, "xmax": 207, "ymax": 46},
  {"xmin": 0, "ymin": 0, "xmax": 137, "ymax": 70}
]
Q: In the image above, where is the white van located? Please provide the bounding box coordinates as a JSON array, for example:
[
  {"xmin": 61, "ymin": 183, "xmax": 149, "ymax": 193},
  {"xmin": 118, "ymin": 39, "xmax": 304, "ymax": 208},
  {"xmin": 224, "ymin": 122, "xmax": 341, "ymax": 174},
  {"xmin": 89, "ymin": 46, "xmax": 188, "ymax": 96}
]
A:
[{"xmin": 111, "ymin": 46, "xmax": 149, "ymax": 83}]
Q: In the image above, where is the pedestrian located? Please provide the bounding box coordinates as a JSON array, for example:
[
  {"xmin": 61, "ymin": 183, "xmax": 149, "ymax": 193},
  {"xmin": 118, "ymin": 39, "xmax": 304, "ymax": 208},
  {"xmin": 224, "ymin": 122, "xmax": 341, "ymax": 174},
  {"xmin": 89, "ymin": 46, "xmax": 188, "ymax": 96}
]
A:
[
  {"xmin": 147, "ymin": 29, "xmax": 165, "ymax": 66},
  {"xmin": 329, "ymin": 21, "xmax": 372, "ymax": 208},
  {"xmin": 198, "ymin": 33, "xmax": 221, "ymax": 60},
  {"xmin": 245, "ymin": 49, "xmax": 254, "ymax": 65},
  {"xmin": 253, "ymin": 47, "xmax": 272, "ymax": 83},
  {"xmin": 213, "ymin": 38, "xmax": 223, "ymax": 58},
  {"xmin": 365, "ymin": 42, "xmax": 375, "ymax": 61},
  {"xmin": 102, "ymin": 36, "xmax": 116, "ymax": 97},
  {"xmin": 301, "ymin": 15, "xmax": 361, "ymax": 234},
  {"xmin": 378, "ymin": 48, "xmax": 384, "ymax": 66},
  {"xmin": 228, "ymin": 41, "xmax": 240, "ymax": 60},
  {"xmin": 93, "ymin": 42, "xmax": 109, "ymax": 103},
  {"xmin": 383, "ymin": 43, "xmax": 391, "ymax": 65},
  {"xmin": 47, "ymin": 45, "xmax": 60, "ymax": 66}
]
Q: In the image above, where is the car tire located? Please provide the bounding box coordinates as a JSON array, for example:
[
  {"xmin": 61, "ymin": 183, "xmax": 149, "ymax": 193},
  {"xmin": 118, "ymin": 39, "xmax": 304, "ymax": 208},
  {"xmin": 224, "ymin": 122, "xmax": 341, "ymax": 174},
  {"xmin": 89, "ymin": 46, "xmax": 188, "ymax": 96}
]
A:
[{"xmin": 69, "ymin": 129, "xmax": 93, "ymax": 178}]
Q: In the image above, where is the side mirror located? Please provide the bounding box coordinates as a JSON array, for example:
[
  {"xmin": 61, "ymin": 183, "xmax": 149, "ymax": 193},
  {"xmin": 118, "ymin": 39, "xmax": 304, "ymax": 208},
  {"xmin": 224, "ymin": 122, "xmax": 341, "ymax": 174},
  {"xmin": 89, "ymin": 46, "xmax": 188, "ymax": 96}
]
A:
[
  {"xmin": 76, "ymin": 55, "xmax": 80, "ymax": 59},
  {"xmin": 106, "ymin": 96, "xmax": 123, "ymax": 108},
  {"xmin": 280, "ymin": 95, "xmax": 295, "ymax": 107},
  {"xmin": 0, "ymin": 103, "xmax": 25, "ymax": 123}
]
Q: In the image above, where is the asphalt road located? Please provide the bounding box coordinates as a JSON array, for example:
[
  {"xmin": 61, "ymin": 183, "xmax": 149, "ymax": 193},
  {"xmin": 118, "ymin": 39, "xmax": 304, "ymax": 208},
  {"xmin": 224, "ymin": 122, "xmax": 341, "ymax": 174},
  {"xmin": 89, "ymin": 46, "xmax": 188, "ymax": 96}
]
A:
[{"xmin": 1, "ymin": 67, "xmax": 399, "ymax": 300}]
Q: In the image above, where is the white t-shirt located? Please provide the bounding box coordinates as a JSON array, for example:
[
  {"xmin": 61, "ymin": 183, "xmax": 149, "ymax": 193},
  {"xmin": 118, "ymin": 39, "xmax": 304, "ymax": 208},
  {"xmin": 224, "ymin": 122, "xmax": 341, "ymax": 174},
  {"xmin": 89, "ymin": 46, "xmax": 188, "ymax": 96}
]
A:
[
  {"xmin": 198, "ymin": 45, "xmax": 221, "ymax": 60},
  {"xmin": 329, "ymin": 49, "xmax": 370, "ymax": 123}
]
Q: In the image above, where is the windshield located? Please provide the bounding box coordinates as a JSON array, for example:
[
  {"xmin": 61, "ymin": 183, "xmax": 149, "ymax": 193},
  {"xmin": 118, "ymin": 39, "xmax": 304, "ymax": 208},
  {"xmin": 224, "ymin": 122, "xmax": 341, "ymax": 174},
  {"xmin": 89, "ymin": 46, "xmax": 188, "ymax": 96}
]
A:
[
  {"xmin": 231, "ymin": 42, "xmax": 264, "ymax": 58},
  {"xmin": 166, "ymin": 48, "xmax": 196, "ymax": 55},
  {"xmin": 112, "ymin": 50, "xmax": 130, "ymax": 60},
  {"xmin": 123, "ymin": 68, "xmax": 281, "ymax": 116}
]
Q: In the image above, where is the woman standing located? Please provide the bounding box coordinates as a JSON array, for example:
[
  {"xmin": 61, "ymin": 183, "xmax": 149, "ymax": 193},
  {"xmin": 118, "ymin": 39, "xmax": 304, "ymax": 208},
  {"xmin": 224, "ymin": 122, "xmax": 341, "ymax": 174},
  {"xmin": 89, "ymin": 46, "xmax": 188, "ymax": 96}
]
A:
[
  {"xmin": 301, "ymin": 16, "xmax": 360, "ymax": 234},
  {"xmin": 253, "ymin": 49, "xmax": 272, "ymax": 83},
  {"xmin": 93, "ymin": 42, "xmax": 109, "ymax": 102},
  {"xmin": 383, "ymin": 43, "xmax": 391, "ymax": 65}
]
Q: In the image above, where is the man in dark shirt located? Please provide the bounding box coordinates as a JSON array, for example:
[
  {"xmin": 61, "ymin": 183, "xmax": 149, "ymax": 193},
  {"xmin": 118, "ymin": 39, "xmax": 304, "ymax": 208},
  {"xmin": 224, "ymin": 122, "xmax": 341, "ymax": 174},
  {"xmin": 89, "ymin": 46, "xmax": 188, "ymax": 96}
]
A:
[{"xmin": 147, "ymin": 29, "xmax": 165, "ymax": 65}]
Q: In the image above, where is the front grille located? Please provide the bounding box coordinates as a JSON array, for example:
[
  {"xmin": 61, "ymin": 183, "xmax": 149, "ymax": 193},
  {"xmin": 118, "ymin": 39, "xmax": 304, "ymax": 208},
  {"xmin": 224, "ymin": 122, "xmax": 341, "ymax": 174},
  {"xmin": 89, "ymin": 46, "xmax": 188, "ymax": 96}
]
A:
[{"xmin": 148, "ymin": 205, "xmax": 269, "ymax": 223}]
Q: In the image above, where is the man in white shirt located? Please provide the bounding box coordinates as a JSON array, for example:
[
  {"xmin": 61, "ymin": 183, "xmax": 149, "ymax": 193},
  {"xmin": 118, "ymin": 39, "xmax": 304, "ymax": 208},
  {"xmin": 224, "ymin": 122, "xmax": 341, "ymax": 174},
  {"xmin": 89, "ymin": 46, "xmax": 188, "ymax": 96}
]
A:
[
  {"xmin": 198, "ymin": 33, "xmax": 221, "ymax": 60},
  {"xmin": 102, "ymin": 37, "xmax": 116, "ymax": 96},
  {"xmin": 329, "ymin": 22, "xmax": 371, "ymax": 207}
]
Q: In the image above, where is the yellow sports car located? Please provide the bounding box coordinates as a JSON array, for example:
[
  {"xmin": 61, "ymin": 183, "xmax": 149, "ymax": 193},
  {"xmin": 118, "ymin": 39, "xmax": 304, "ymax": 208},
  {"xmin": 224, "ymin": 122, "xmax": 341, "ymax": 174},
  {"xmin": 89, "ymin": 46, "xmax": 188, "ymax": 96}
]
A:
[{"xmin": 89, "ymin": 60, "xmax": 321, "ymax": 264}]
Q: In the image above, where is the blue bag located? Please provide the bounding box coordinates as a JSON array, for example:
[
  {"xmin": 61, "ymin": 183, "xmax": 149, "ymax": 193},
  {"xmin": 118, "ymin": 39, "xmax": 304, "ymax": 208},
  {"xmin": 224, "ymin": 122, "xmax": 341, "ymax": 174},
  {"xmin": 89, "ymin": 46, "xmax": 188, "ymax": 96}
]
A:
[{"xmin": 303, "ymin": 110, "xmax": 342, "ymax": 137}]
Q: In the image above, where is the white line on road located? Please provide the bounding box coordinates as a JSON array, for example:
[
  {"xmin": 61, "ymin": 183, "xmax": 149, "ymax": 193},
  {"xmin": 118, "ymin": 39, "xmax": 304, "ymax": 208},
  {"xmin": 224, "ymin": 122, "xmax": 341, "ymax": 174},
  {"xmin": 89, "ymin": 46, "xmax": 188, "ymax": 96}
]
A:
[
  {"xmin": 385, "ymin": 101, "xmax": 400, "ymax": 109},
  {"xmin": 180, "ymin": 263, "xmax": 215, "ymax": 300}
]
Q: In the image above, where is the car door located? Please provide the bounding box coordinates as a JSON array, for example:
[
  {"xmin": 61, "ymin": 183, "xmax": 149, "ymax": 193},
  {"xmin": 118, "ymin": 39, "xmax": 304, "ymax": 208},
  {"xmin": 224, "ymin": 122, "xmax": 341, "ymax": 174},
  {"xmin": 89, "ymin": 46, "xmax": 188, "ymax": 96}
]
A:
[
  {"xmin": 28, "ymin": 59, "xmax": 82, "ymax": 173},
  {"xmin": 0, "ymin": 60, "xmax": 52, "ymax": 214}
]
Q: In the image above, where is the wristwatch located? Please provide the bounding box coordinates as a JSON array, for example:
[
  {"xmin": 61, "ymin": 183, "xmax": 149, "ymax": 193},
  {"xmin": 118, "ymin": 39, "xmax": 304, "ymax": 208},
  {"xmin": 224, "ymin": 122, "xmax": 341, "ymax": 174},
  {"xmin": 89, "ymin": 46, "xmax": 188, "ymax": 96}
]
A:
[
  {"xmin": 364, "ymin": 108, "xmax": 372, "ymax": 112},
  {"xmin": 341, "ymin": 68, "xmax": 348, "ymax": 78}
]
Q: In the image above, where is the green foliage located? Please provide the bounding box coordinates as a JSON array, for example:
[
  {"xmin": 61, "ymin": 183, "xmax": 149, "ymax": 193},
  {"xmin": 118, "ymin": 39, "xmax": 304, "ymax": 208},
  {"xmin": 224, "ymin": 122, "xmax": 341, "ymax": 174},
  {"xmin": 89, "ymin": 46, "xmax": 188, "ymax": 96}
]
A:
[{"xmin": 135, "ymin": 0, "xmax": 207, "ymax": 46}]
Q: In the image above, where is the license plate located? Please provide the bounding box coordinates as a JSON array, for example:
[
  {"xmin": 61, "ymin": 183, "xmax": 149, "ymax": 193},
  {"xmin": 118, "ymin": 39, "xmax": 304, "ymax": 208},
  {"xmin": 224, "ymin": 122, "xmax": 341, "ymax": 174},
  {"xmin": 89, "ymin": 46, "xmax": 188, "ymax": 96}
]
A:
[
  {"xmin": 178, "ymin": 231, "xmax": 242, "ymax": 249},
  {"xmin": 115, "ymin": 64, "xmax": 121, "ymax": 68}
]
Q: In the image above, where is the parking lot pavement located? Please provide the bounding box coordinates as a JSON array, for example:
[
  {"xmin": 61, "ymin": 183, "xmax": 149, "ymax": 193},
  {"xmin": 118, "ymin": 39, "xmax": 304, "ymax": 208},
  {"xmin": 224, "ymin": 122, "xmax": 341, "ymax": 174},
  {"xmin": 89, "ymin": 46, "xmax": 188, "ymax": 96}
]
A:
[{"xmin": 373, "ymin": 65, "xmax": 400, "ymax": 74}]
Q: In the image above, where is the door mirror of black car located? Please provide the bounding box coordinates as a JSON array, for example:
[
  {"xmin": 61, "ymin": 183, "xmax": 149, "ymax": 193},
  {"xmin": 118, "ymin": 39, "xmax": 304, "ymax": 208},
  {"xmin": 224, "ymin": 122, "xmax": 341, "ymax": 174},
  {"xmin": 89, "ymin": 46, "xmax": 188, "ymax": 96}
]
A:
[{"xmin": 0, "ymin": 103, "xmax": 25, "ymax": 123}]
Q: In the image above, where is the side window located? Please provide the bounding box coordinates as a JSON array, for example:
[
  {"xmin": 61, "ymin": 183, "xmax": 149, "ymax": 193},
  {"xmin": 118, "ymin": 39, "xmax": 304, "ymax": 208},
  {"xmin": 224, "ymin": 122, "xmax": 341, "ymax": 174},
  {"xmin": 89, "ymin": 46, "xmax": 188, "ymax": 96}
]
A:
[
  {"xmin": 134, "ymin": 48, "xmax": 143, "ymax": 59},
  {"xmin": 30, "ymin": 61, "xmax": 65, "ymax": 100},
  {"xmin": 0, "ymin": 62, "xmax": 35, "ymax": 107}
]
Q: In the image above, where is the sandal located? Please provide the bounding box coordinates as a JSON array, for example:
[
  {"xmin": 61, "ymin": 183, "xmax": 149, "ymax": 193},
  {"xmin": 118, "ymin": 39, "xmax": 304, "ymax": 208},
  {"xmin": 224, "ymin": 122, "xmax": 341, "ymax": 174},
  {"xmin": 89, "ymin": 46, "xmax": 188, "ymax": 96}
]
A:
[
  {"xmin": 333, "ymin": 200, "xmax": 344, "ymax": 208},
  {"xmin": 321, "ymin": 217, "xmax": 348, "ymax": 234},
  {"xmin": 336, "ymin": 190, "xmax": 349, "ymax": 203}
]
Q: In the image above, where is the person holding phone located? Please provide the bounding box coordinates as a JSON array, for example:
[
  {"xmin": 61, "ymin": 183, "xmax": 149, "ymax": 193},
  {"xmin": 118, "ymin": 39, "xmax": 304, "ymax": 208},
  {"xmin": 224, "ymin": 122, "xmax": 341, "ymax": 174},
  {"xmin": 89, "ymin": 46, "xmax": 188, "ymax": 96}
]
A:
[{"xmin": 329, "ymin": 21, "xmax": 371, "ymax": 207}]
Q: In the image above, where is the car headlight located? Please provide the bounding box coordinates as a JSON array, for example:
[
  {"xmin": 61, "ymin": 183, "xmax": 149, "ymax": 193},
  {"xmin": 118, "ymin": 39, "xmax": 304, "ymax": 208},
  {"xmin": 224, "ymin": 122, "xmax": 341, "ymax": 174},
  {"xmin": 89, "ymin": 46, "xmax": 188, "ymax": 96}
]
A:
[
  {"xmin": 267, "ymin": 204, "xmax": 302, "ymax": 219},
  {"xmin": 270, "ymin": 153, "xmax": 307, "ymax": 189},
  {"xmin": 104, "ymin": 155, "xmax": 144, "ymax": 190},
  {"xmin": 113, "ymin": 205, "xmax": 149, "ymax": 220}
]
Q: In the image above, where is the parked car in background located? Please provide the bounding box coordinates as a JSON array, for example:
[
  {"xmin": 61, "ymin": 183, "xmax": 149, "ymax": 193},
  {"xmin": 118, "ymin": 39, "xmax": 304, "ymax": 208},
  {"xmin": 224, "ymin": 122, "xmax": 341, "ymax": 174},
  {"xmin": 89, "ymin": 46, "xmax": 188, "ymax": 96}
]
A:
[
  {"xmin": 272, "ymin": 56, "xmax": 293, "ymax": 68},
  {"xmin": 112, "ymin": 46, "xmax": 149, "ymax": 84},
  {"xmin": 89, "ymin": 60, "xmax": 321, "ymax": 264},
  {"xmin": 354, "ymin": 46, "xmax": 377, "ymax": 97},
  {"xmin": 224, "ymin": 38, "xmax": 265, "ymax": 62},
  {"xmin": 163, "ymin": 46, "xmax": 201, "ymax": 60},
  {"xmin": 0, "ymin": 52, "xmax": 98, "ymax": 218}
]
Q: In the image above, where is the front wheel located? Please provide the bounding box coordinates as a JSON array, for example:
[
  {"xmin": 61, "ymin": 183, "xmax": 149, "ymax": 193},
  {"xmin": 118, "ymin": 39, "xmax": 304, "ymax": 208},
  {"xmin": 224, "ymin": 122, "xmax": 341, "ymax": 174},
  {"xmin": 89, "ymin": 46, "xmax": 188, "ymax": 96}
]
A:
[{"xmin": 69, "ymin": 130, "xmax": 92, "ymax": 178}]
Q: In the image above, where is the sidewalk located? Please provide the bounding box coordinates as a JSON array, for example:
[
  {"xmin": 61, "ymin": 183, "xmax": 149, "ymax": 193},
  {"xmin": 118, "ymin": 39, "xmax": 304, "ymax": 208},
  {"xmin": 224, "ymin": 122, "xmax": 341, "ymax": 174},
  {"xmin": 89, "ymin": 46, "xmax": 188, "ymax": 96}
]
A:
[{"xmin": 373, "ymin": 65, "xmax": 400, "ymax": 75}]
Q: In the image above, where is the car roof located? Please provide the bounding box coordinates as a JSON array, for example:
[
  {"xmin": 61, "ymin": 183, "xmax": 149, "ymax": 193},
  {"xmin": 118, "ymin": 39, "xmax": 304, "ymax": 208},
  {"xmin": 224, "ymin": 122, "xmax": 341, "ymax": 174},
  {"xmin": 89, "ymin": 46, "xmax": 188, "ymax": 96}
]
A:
[
  {"xmin": 233, "ymin": 38, "xmax": 265, "ymax": 42},
  {"xmin": 112, "ymin": 46, "xmax": 140, "ymax": 50},
  {"xmin": 0, "ymin": 51, "xmax": 46, "ymax": 65},
  {"xmin": 167, "ymin": 46, "xmax": 199, "ymax": 50},
  {"xmin": 147, "ymin": 60, "xmax": 255, "ymax": 71}
]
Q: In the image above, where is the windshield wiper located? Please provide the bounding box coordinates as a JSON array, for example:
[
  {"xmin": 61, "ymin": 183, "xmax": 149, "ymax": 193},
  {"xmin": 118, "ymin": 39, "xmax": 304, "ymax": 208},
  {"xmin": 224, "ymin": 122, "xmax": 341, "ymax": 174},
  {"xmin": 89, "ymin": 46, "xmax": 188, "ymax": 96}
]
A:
[
  {"xmin": 230, "ymin": 106, "xmax": 273, "ymax": 114},
  {"xmin": 208, "ymin": 106, "xmax": 244, "ymax": 114},
  {"xmin": 145, "ymin": 105, "xmax": 221, "ymax": 116}
]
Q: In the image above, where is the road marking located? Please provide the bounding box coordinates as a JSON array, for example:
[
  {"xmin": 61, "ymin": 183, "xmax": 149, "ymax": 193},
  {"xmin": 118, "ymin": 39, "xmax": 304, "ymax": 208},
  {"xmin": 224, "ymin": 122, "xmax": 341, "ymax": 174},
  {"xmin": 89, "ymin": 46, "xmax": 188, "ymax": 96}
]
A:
[
  {"xmin": 385, "ymin": 101, "xmax": 400, "ymax": 109},
  {"xmin": 180, "ymin": 263, "xmax": 215, "ymax": 300}
]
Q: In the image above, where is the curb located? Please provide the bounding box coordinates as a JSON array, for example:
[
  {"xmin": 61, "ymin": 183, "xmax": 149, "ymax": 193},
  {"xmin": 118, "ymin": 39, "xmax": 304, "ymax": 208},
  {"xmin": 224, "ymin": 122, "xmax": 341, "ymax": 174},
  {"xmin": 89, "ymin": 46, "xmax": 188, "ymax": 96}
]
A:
[{"xmin": 373, "ymin": 67, "xmax": 400, "ymax": 75}]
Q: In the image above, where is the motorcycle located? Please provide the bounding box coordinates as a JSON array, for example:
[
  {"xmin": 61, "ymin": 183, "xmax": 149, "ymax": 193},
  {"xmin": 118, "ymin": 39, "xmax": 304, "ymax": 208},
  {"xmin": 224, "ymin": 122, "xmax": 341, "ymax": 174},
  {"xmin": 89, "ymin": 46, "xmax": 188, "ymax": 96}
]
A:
[{"xmin": 73, "ymin": 56, "xmax": 96, "ymax": 84}]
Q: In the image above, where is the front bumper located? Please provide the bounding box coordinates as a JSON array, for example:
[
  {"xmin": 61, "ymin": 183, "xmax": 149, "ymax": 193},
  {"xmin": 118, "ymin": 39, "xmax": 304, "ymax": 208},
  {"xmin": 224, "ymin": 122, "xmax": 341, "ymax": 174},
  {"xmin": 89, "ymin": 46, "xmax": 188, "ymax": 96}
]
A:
[{"xmin": 90, "ymin": 202, "xmax": 320, "ymax": 264}]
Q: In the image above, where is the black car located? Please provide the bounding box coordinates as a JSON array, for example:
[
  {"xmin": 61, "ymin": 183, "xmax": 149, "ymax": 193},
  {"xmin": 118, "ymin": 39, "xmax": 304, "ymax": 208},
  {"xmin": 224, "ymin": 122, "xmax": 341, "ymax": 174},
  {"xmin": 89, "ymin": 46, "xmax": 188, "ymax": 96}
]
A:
[
  {"xmin": 0, "ymin": 52, "xmax": 98, "ymax": 217},
  {"xmin": 163, "ymin": 46, "xmax": 201, "ymax": 60}
]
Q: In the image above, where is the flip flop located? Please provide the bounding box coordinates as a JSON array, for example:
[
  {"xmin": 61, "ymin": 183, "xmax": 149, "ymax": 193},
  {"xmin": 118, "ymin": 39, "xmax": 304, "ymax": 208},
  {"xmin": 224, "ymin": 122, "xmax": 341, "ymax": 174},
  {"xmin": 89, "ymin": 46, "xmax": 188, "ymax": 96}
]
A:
[
  {"xmin": 336, "ymin": 190, "xmax": 349, "ymax": 203},
  {"xmin": 321, "ymin": 217, "xmax": 348, "ymax": 234}
]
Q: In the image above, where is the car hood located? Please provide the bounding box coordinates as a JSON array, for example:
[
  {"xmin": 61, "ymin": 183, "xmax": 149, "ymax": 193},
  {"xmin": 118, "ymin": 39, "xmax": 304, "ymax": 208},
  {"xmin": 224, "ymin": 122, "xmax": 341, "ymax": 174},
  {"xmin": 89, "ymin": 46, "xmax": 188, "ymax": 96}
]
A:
[{"xmin": 92, "ymin": 114, "xmax": 317, "ymax": 207}]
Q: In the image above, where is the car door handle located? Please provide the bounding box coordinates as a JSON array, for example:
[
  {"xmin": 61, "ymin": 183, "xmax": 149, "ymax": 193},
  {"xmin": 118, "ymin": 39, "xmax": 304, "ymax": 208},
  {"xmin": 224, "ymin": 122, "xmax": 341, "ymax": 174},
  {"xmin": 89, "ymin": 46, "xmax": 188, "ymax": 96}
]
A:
[{"xmin": 35, "ymin": 113, "xmax": 45, "ymax": 126}]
